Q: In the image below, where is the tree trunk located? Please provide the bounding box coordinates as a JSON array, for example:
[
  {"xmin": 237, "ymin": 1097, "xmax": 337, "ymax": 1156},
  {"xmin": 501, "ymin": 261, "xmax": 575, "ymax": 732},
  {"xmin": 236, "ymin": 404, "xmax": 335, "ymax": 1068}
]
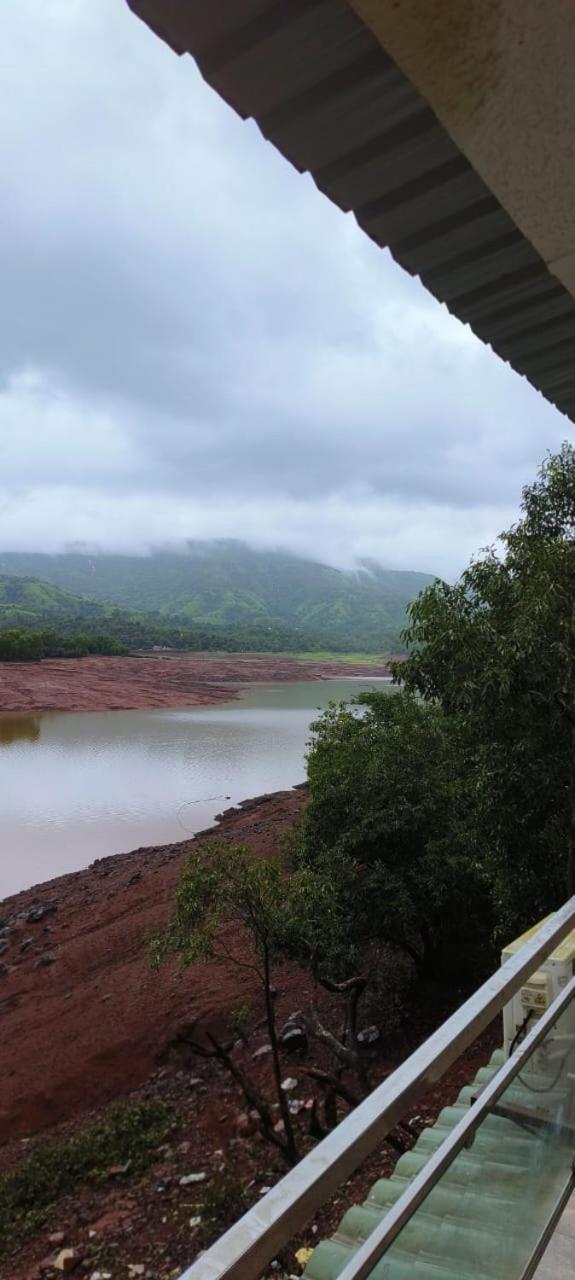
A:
[
  {"xmin": 180, "ymin": 1033, "xmax": 288, "ymax": 1156},
  {"xmin": 263, "ymin": 947, "xmax": 299, "ymax": 1164}
]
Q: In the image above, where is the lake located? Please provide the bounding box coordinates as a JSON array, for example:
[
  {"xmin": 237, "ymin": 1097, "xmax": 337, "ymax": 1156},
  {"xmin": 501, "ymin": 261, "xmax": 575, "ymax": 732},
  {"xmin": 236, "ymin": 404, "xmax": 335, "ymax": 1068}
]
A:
[{"xmin": 0, "ymin": 678, "xmax": 392, "ymax": 898}]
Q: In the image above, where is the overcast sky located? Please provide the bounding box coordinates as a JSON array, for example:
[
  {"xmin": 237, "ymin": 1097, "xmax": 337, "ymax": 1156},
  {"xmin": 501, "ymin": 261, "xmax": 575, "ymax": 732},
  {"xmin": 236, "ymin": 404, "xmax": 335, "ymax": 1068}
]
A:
[{"xmin": 0, "ymin": 1, "xmax": 571, "ymax": 579}]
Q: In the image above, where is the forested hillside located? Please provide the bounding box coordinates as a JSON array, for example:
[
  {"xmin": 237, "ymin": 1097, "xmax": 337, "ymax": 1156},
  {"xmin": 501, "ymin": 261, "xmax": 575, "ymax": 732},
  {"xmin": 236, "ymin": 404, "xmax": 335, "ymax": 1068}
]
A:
[{"xmin": 0, "ymin": 544, "xmax": 434, "ymax": 650}]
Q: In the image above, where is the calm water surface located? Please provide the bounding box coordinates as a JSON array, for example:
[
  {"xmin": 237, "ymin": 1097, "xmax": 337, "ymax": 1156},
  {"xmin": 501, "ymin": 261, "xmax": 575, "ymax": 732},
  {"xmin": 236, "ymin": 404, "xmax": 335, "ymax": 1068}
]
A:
[{"xmin": 0, "ymin": 679, "xmax": 392, "ymax": 897}]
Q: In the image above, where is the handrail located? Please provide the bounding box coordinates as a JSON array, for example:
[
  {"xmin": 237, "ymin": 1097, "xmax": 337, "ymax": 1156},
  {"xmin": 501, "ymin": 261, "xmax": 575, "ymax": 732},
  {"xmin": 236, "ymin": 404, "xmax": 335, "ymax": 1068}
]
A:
[
  {"xmin": 336, "ymin": 970, "xmax": 575, "ymax": 1280},
  {"xmin": 180, "ymin": 898, "xmax": 575, "ymax": 1280}
]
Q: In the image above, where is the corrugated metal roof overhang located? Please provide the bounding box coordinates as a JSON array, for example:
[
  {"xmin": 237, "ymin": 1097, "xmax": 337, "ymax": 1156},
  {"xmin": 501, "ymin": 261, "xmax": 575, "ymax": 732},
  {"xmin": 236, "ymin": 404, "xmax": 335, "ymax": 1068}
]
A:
[{"xmin": 127, "ymin": 0, "xmax": 575, "ymax": 424}]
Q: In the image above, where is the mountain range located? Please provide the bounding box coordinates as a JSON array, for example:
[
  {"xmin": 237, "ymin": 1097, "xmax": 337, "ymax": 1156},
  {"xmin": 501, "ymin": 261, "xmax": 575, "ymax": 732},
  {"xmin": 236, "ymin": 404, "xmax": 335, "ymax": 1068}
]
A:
[{"xmin": 0, "ymin": 543, "xmax": 436, "ymax": 651}]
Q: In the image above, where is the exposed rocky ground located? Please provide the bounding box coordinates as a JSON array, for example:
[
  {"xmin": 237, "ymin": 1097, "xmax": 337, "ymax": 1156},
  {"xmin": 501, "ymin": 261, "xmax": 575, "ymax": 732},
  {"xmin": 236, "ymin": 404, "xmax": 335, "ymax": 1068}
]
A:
[
  {"xmin": 0, "ymin": 787, "xmax": 499, "ymax": 1280},
  {"xmin": 0, "ymin": 654, "xmax": 391, "ymax": 714},
  {"xmin": 0, "ymin": 790, "xmax": 308, "ymax": 1141}
]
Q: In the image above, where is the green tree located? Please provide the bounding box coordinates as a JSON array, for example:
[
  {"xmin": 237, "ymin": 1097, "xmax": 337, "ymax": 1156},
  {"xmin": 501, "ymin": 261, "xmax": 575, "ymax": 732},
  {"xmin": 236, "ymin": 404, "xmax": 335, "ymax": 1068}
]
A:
[
  {"xmin": 295, "ymin": 691, "xmax": 486, "ymax": 974},
  {"xmin": 0, "ymin": 629, "xmax": 43, "ymax": 661},
  {"xmin": 399, "ymin": 442, "xmax": 575, "ymax": 929},
  {"xmin": 152, "ymin": 842, "xmax": 302, "ymax": 1163},
  {"xmin": 152, "ymin": 841, "xmax": 382, "ymax": 1151}
]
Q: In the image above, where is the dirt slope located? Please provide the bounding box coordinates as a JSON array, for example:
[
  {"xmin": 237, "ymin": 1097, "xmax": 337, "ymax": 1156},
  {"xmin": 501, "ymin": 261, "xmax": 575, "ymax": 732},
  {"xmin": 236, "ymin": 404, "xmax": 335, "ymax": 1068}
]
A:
[{"xmin": 0, "ymin": 789, "xmax": 306, "ymax": 1142}]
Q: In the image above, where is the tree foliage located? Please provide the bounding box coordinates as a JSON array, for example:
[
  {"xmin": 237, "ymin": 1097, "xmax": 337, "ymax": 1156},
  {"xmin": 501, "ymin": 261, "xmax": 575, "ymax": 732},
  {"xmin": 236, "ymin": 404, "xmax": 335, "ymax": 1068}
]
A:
[
  {"xmin": 399, "ymin": 442, "xmax": 575, "ymax": 931},
  {"xmin": 153, "ymin": 842, "xmax": 308, "ymax": 1163},
  {"xmin": 152, "ymin": 842, "xmax": 380, "ymax": 1157},
  {"xmin": 295, "ymin": 691, "xmax": 489, "ymax": 973},
  {"xmin": 0, "ymin": 628, "xmax": 127, "ymax": 662}
]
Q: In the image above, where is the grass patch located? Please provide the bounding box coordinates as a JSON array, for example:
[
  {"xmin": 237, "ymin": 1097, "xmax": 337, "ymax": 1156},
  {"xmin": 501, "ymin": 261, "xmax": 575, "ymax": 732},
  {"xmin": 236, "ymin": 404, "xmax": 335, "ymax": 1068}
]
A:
[
  {"xmin": 0, "ymin": 1099, "xmax": 171, "ymax": 1257},
  {"xmin": 195, "ymin": 1171, "xmax": 250, "ymax": 1246}
]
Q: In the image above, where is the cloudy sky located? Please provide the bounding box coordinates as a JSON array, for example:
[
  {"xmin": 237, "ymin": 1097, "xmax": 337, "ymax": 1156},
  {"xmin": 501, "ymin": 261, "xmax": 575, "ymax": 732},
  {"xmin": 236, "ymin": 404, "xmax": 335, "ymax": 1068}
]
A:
[{"xmin": 1, "ymin": 1, "xmax": 570, "ymax": 579}]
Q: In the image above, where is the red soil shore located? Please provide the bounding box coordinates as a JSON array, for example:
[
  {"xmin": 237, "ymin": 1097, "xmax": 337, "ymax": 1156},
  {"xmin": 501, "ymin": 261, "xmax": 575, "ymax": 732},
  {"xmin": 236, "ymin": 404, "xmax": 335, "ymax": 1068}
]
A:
[
  {"xmin": 0, "ymin": 788, "xmax": 308, "ymax": 1143},
  {"xmin": 0, "ymin": 653, "xmax": 391, "ymax": 713},
  {"xmin": 0, "ymin": 787, "xmax": 500, "ymax": 1280}
]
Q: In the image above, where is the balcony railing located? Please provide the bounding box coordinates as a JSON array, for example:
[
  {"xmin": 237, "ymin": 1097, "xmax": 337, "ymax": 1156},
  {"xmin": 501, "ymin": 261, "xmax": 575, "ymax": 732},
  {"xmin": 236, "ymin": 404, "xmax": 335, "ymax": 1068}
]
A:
[{"xmin": 179, "ymin": 897, "xmax": 575, "ymax": 1280}]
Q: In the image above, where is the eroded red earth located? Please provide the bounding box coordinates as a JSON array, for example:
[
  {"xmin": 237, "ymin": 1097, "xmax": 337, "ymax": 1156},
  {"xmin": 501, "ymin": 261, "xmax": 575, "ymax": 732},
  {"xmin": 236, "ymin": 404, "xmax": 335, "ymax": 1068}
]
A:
[
  {"xmin": 0, "ymin": 653, "xmax": 391, "ymax": 713},
  {"xmin": 0, "ymin": 789, "xmax": 307, "ymax": 1142},
  {"xmin": 0, "ymin": 786, "xmax": 499, "ymax": 1280}
]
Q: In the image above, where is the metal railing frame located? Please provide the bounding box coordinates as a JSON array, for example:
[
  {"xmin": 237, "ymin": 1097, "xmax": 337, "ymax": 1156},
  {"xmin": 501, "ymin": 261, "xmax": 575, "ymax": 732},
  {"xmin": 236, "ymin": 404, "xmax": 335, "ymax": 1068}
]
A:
[
  {"xmin": 336, "ymin": 971, "xmax": 575, "ymax": 1280},
  {"xmin": 180, "ymin": 897, "xmax": 575, "ymax": 1280}
]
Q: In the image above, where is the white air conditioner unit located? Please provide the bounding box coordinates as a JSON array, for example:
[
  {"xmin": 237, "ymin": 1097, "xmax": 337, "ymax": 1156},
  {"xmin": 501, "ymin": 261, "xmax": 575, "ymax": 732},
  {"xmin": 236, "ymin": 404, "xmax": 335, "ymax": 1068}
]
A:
[
  {"xmin": 502, "ymin": 915, "xmax": 575, "ymax": 1060},
  {"xmin": 501, "ymin": 915, "xmax": 575, "ymax": 1124}
]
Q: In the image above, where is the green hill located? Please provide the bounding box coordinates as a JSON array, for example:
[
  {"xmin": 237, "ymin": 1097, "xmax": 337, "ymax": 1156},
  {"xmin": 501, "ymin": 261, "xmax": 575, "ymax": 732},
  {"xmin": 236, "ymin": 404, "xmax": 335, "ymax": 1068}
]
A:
[
  {"xmin": 0, "ymin": 575, "xmax": 110, "ymax": 627},
  {"xmin": 0, "ymin": 545, "xmax": 435, "ymax": 651}
]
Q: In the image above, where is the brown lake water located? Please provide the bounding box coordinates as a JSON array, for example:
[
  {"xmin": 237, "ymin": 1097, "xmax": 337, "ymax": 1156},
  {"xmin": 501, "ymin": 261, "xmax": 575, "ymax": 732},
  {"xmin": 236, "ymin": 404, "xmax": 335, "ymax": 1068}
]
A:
[{"xmin": 0, "ymin": 678, "xmax": 393, "ymax": 898}]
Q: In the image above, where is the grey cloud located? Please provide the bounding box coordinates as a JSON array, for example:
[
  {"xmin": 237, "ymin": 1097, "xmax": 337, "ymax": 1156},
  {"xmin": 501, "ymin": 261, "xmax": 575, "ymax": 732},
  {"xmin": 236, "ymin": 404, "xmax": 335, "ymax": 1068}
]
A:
[{"xmin": 0, "ymin": 0, "xmax": 570, "ymax": 578}]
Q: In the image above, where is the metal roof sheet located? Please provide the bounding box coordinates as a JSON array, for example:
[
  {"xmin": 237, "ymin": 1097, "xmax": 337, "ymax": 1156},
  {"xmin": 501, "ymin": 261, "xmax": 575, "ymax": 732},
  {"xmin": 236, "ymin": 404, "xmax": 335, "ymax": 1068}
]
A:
[{"xmin": 127, "ymin": 0, "xmax": 575, "ymax": 422}]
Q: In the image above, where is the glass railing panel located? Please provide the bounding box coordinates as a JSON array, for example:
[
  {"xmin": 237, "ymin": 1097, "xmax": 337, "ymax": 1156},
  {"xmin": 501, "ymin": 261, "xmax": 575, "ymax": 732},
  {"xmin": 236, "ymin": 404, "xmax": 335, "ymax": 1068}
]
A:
[{"xmin": 366, "ymin": 996, "xmax": 575, "ymax": 1279}]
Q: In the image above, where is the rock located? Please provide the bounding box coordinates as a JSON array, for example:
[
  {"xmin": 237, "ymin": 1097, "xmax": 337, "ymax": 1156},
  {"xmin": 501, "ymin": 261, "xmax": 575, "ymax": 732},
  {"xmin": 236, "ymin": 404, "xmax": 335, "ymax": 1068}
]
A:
[
  {"xmin": 20, "ymin": 937, "xmax": 34, "ymax": 953},
  {"xmin": 26, "ymin": 901, "xmax": 58, "ymax": 924},
  {"xmin": 273, "ymin": 1120, "xmax": 285, "ymax": 1134},
  {"xmin": 188, "ymin": 1077, "xmax": 203, "ymax": 1090},
  {"xmin": 281, "ymin": 1077, "xmax": 298, "ymax": 1092},
  {"xmin": 54, "ymin": 1249, "xmax": 79, "ymax": 1272},
  {"xmin": 280, "ymin": 1024, "xmax": 307, "ymax": 1053},
  {"xmin": 128, "ymin": 1267, "xmax": 145, "ymax": 1277},
  {"xmin": 107, "ymin": 1160, "xmax": 131, "ymax": 1176},
  {"xmin": 236, "ymin": 1111, "xmax": 257, "ymax": 1137},
  {"xmin": 35, "ymin": 952, "xmax": 56, "ymax": 969},
  {"xmin": 128, "ymin": 871, "xmax": 142, "ymax": 885},
  {"xmin": 252, "ymin": 1044, "xmax": 272, "ymax": 1060},
  {"xmin": 288, "ymin": 1099, "xmax": 305, "ymax": 1116},
  {"xmin": 49, "ymin": 1231, "xmax": 67, "ymax": 1246},
  {"xmin": 357, "ymin": 1025, "xmax": 380, "ymax": 1046},
  {"xmin": 0, "ymin": 940, "xmax": 8, "ymax": 957},
  {"xmin": 189, "ymin": 1216, "xmax": 202, "ymax": 1229},
  {"xmin": 179, "ymin": 1172, "xmax": 207, "ymax": 1186}
]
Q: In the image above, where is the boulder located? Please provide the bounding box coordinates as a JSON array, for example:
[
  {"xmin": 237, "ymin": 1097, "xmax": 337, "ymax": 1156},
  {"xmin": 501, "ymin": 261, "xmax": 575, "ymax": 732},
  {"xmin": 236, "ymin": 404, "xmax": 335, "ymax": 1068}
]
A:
[
  {"xmin": 252, "ymin": 1044, "xmax": 272, "ymax": 1060},
  {"xmin": 280, "ymin": 1018, "xmax": 307, "ymax": 1053},
  {"xmin": 357, "ymin": 1025, "xmax": 380, "ymax": 1046},
  {"xmin": 26, "ymin": 901, "xmax": 58, "ymax": 924},
  {"xmin": 54, "ymin": 1249, "xmax": 79, "ymax": 1273},
  {"xmin": 236, "ymin": 1111, "xmax": 257, "ymax": 1138}
]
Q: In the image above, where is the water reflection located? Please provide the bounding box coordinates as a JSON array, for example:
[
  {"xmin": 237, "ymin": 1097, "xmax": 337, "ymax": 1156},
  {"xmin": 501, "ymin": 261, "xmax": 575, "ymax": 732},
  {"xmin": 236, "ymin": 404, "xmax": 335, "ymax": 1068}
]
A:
[
  {"xmin": 0, "ymin": 714, "xmax": 41, "ymax": 746},
  {"xmin": 0, "ymin": 679, "xmax": 393, "ymax": 898}
]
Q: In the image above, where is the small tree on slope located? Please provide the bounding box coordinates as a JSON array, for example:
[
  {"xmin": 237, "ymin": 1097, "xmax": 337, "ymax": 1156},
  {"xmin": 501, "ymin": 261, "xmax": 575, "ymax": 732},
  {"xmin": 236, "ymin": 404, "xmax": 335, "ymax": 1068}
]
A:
[{"xmin": 151, "ymin": 841, "xmax": 378, "ymax": 1161}]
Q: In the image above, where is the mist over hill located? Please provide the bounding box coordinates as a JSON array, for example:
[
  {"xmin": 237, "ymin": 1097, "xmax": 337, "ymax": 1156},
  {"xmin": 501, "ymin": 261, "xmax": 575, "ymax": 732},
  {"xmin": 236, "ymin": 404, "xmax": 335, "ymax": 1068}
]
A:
[{"xmin": 0, "ymin": 543, "xmax": 436, "ymax": 651}]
